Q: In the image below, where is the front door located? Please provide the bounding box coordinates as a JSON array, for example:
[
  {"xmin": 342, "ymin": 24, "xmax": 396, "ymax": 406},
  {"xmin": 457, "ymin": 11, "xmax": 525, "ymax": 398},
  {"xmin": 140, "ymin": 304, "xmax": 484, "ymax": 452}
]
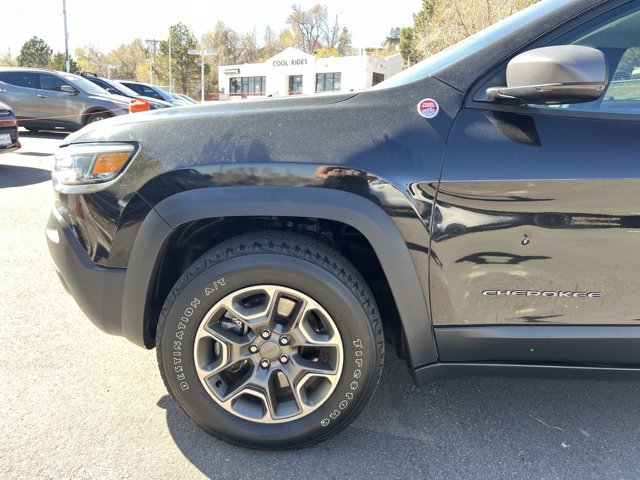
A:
[
  {"xmin": 36, "ymin": 73, "xmax": 82, "ymax": 128},
  {"xmin": 431, "ymin": 3, "xmax": 640, "ymax": 329}
]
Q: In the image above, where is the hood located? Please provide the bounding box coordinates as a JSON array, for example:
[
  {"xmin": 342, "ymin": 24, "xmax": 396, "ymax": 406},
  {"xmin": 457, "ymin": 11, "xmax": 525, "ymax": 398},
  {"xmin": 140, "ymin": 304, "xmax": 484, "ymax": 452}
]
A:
[
  {"xmin": 87, "ymin": 93, "xmax": 132, "ymax": 107},
  {"xmin": 64, "ymin": 91, "xmax": 360, "ymax": 144},
  {"xmin": 138, "ymin": 96, "xmax": 174, "ymax": 108}
]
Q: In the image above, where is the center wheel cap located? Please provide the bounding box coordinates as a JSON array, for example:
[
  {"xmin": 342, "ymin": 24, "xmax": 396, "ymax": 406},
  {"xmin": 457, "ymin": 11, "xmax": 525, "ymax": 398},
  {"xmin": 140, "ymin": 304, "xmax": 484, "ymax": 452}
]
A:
[{"xmin": 260, "ymin": 341, "xmax": 281, "ymax": 360}]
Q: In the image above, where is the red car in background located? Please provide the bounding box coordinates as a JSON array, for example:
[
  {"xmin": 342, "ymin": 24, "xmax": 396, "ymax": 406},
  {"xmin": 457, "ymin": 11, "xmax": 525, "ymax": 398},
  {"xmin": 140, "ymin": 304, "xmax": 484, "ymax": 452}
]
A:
[{"xmin": 0, "ymin": 100, "xmax": 20, "ymax": 153}]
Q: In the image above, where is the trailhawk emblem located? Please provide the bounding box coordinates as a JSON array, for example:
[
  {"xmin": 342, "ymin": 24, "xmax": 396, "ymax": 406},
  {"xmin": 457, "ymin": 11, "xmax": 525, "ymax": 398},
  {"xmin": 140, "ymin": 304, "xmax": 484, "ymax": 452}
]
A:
[{"xmin": 482, "ymin": 290, "xmax": 603, "ymax": 298}]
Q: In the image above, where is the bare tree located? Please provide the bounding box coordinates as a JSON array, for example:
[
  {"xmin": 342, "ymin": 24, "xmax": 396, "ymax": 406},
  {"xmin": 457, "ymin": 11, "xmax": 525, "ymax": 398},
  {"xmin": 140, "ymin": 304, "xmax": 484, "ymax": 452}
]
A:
[
  {"xmin": 106, "ymin": 38, "xmax": 147, "ymax": 80},
  {"xmin": 287, "ymin": 4, "xmax": 327, "ymax": 53},
  {"xmin": 0, "ymin": 50, "xmax": 16, "ymax": 67},
  {"xmin": 202, "ymin": 21, "xmax": 241, "ymax": 65},
  {"xmin": 409, "ymin": 0, "xmax": 538, "ymax": 62},
  {"xmin": 74, "ymin": 44, "xmax": 106, "ymax": 75},
  {"xmin": 262, "ymin": 26, "xmax": 280, "ymax": 59},
  {"xmin": 322, "ymin": 12, "xmax": 341, "ymax": 50},
  {"xmin": 238, "ymin": 29, "xmax": 260, "ymax": 64}
]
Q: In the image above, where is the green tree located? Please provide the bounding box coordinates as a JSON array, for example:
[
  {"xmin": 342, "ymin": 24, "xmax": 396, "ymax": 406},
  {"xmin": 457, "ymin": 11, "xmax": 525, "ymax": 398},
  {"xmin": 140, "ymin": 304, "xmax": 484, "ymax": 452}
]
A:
[
  {"xmin": 337, "ymin": 27, "xmax": 354, "ymax": 56},
  {"xmin": 155, "ymin": 23, "xmax": 202, "ymax": 95},
  {"xmin": 399, "ymin": 27, "xmax": 415, "ymax": 66},
  {"xmin": 388, "ymin": 27, "xmax": 401, "ymax": 40},
  {"xmin": 50, "ymin": 53, "xmax": 78, "ymax": 72},
  {"xmin": 17, "ymin": 36, "xmax": 52, "ymax": 68}
]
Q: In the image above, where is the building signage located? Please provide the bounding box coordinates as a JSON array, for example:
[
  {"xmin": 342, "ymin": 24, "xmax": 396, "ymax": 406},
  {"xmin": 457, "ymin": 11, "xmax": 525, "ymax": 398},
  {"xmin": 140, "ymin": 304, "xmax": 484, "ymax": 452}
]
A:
[{"xmin": 273, "ymin": 58, "xmax": 309, "ymax": 67}]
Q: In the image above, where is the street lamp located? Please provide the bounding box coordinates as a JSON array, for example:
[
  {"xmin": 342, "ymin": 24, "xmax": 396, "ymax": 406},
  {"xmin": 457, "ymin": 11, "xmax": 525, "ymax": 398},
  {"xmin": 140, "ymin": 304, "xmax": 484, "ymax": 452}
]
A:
[
  {"xmin": 188, "ymin": 49, "xmax": 215, "ymax": 102},
  {"xmin": 145, "ymin": 39, "xmax": 160, "ymax": 84},
  {"xmin": 101, "ymin": 63, "xmax": 120, "ymax": 79}
]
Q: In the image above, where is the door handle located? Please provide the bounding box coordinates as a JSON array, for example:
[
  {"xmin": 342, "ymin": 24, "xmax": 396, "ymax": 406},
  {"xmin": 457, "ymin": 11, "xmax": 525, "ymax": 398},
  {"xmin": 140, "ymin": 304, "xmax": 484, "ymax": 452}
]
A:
[{"xmin": 37, "ymin": 94, "xmax": 47, "ymax": 98}]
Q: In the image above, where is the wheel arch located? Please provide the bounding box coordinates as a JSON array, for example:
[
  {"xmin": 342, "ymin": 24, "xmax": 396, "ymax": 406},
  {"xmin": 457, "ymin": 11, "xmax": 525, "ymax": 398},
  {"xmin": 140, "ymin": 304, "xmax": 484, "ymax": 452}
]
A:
[
  {"xmin": 82, "ymin": 107, "xmax": 113, "ymax": 125},
  {"xmin": 122, "ymin": 186, "xmax": 438, "ymax": 369}
]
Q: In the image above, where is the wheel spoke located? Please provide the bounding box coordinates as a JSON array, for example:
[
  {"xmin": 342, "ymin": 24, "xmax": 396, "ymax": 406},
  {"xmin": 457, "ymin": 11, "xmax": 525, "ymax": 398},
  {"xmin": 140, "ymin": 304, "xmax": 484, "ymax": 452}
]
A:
[
  {"xmin": 292, "ymin": 354, "xmax": 339, "ymax": 377},
  {"xmin": 290, "ymin": 309, "xmax": 341, "ymax": 349},
  {"xmin": 218, "ymin": 365, "xmax": 278, "ymax": 420}
]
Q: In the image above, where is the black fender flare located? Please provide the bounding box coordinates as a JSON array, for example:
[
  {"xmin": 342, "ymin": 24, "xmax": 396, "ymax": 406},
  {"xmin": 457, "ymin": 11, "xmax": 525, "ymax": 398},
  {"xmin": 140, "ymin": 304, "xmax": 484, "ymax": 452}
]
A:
[{"xmin": 121, "ymin": 186, "xmax": 438, "ymax": 368}]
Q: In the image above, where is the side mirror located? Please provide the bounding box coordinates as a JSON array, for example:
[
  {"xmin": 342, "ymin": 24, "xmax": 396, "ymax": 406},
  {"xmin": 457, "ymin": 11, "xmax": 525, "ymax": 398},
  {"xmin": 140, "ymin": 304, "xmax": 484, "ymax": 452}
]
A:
[
  {"xmin": 486, "ymin": 45, "xmax": 608, "ymax": 105},
  {"xmin": 60, "ymin": 85, "xmax": 78, "ymax": 95}
]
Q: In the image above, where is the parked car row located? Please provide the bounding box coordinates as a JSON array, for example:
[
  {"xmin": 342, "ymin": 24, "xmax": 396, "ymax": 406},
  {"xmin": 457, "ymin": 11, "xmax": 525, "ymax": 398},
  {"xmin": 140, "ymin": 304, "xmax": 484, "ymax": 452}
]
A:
[
  {"xmin": 79, "ymin": 73, "xmax": 174, "ymax": 110},
  {"xmin": 0, "ymin": 67, "xmax": 197, "ymax": 132},
  {"xmin": 117, "ymin": 80, "xmax": 196, "ymax": 106}
]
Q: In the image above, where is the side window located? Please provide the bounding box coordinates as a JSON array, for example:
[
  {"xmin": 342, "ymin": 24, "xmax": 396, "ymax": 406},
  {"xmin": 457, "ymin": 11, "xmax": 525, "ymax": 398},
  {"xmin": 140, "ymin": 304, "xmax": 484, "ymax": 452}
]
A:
[
  {"xmin": 94, "ymin": 79, "xmax": 117, "ymax": 94},
  {"xmin": 40, "ymin": 74, "xmax": 72, "ymax": 92},
  {"xmin": 143, "ymin": 87, "xmax": 163, "ymax": 100},
  {"xmin": 0, "ymin": 71, "xmax": 36, "ymax": 89},
  {"xmin": 126, "ymin": 83, "xmax": 144, "ymax": 95},
  {"xmin": 601, "ymin": 47, "xmax": 640, "ymax": 112},
  {"xmin": 547, "ymin": 6, "xmax": 640, "ymax": 115}
]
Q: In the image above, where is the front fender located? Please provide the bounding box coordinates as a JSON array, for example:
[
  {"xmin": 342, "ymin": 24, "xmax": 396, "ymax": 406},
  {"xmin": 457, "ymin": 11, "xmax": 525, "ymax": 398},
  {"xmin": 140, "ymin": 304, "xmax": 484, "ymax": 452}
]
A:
[{"xmin": 121, "ymin": 186, "xmax": 438, "ymax": 369}]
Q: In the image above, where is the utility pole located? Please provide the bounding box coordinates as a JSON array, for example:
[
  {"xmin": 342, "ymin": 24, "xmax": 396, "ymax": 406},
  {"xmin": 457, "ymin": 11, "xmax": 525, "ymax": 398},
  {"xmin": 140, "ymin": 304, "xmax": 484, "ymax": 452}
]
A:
[
  {"xmin": 145, "ymin": 38, "xmax": 161, "ymax": 84},
  {"xmin": 62, "ymin": 0, "xmax": 70, "ymax": 72},
  {"xmin": 188, "ymin": 49, "xmax": 215, "ymax": 102}
]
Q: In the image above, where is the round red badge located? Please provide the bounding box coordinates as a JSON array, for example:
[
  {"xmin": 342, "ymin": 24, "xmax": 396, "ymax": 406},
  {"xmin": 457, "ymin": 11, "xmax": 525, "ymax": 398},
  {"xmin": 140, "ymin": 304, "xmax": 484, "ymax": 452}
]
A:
[{"xmin": 417, "ymin": 98, "xmax": 439, "ymax": 119}]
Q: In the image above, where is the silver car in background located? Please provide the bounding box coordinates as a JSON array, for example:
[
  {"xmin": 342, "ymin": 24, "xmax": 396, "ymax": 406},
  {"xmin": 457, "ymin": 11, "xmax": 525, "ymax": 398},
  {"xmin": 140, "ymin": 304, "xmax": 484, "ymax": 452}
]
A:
[{"xmin": 0, "ymin": 68, "xmax": 130, "ymax": 132}]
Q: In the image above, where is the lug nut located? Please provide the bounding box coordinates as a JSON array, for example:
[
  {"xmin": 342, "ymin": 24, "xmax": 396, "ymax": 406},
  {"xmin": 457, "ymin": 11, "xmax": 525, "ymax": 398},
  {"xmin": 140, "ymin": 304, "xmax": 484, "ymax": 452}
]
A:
[
  {"xmin": 279, "ymin": 336, "xmax": 289, "ymax": 346},
  {"xmin": 279, "ymin": 354, "xmax": 289, "ymax": 364},
  {"xmin": 260, "ymin": 359, "xmax": 271, "ymax": 369},
  {"xmin": 261, "ymin": 329, "xmax": 271, "ymax": 339},
  {"xmin": 249, "ymin": 344, "xmax": 259, "ymax": 354}
]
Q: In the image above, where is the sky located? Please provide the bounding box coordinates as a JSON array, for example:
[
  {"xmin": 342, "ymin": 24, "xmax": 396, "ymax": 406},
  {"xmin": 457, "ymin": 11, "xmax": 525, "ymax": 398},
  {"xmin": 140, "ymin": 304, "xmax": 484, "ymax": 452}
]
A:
[{"xmin": 3, "ymin": 0, "xmax": 421, "ymax": 58}]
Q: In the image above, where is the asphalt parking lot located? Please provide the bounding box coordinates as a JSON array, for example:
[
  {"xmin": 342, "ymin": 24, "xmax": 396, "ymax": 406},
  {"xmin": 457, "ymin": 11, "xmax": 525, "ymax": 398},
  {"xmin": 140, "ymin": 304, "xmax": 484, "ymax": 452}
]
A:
[{"xmin": 2, "ymin": 131, "xmax": 640, "ymax": 479}]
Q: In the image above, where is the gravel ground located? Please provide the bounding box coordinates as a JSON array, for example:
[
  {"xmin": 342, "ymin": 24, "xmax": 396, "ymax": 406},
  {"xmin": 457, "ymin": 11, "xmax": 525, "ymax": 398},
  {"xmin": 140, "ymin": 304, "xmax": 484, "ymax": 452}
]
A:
[{"xmin": 2, "ymin": 131, "xmax": 640, "ymax": 480}]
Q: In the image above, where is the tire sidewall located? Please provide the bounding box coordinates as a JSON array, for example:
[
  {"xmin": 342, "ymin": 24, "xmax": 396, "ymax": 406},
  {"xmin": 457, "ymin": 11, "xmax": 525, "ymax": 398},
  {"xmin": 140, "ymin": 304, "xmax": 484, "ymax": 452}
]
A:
[
  {"xmin": 88, "ymin": 113, "xmax": 109, "ymax": 124},
  {"xmin": 158, "ymin": 253, "xmax": 380, "ymax": 448}
]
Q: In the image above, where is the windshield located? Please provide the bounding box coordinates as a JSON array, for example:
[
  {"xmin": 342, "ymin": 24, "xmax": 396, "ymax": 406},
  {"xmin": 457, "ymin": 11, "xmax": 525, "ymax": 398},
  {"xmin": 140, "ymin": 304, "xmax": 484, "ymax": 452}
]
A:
[
  {"xmin": 62, "ymin": 73, "xmax": 110, "ymax": 95},
  {"xmin": 376, "ymin": 0, "xmax": 562, "ymax": 89},
  {"xmin": 149, "ymin": 84, "xmax": 171, "ymax": 99}
]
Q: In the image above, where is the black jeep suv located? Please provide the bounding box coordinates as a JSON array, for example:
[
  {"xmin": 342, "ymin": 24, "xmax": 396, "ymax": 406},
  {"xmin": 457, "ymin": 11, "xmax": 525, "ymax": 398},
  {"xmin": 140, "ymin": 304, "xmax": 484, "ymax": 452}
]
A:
[{"xmin": 47, "ymin": 0, "xmax": 640, "ymax": 449}]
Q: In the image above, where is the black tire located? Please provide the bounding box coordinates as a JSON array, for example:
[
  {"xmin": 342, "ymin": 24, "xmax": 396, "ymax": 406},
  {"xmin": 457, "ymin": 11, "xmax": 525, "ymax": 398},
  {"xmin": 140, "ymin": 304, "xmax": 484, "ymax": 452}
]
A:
[
  {"xmin": 86, "ymin": 112, "xmax": 111, "ymax": 125},
  {"xmin": 156, "ymin": 231, "xmax": 384, "ymax": 449}
]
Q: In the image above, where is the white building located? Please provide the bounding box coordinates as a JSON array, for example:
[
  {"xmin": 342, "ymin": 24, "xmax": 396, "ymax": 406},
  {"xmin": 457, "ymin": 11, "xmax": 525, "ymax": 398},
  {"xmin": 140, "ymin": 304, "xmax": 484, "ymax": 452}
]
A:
[{"xmin": 218, "ymin": 47, "xmax": 402, "ymax": 98}]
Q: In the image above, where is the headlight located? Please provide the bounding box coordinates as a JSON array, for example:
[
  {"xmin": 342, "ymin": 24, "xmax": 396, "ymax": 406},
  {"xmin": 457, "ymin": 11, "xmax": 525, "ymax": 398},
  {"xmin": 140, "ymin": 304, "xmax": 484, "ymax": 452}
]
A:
[{"xmin": 53, "ymin": 142, "xmax": 137, "ymax": 186}]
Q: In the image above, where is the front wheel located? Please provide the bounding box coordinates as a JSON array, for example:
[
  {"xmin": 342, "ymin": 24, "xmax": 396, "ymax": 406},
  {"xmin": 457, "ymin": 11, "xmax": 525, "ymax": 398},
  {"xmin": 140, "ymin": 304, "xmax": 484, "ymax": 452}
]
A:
[
  {"xmin": 86, "ymin": 112, "xmax": 111, "ymax": 125},
  {"xmin": 156, "ymin": 231, "xmax": 384, "ymax": 449}
]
